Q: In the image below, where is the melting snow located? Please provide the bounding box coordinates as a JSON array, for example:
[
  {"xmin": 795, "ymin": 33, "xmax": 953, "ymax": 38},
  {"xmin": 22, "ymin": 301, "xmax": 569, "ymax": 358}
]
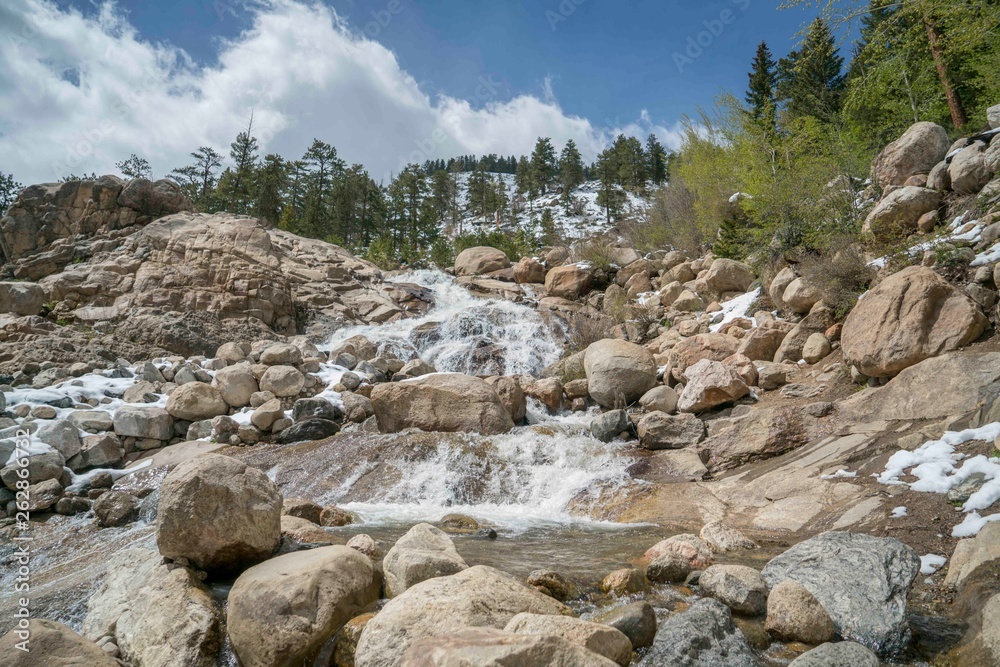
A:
[
  {"xmin": 891, "ymin": 506, "xmax": 907, "ymax": 518},
  {"xmin": 920, "ymin": 554, "xmax": 947, "ymax": 575},
  {"xmin": 709, "ymin": 287, "xmax": 760, "ymax": 333}
]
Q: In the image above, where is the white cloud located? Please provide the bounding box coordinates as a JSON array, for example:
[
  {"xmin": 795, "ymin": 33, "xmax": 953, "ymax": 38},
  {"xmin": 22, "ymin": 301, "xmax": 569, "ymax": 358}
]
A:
[{"xmin": 0, "ymin": 0, "xmax": 683, "ymax": 185}]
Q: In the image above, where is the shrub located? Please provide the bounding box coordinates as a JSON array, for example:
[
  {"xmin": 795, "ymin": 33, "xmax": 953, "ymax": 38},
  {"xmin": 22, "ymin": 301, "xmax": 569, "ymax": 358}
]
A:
[{"xmin": 797, "ymin": 238, "xmax": 875, "ymax": 319}]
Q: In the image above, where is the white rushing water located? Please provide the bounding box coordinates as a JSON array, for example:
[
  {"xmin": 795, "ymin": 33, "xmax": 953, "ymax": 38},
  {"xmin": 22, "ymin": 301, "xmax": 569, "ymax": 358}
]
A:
[{"xmin": 327, "ymin": 269, "xmax": 564, "ymax": 377}]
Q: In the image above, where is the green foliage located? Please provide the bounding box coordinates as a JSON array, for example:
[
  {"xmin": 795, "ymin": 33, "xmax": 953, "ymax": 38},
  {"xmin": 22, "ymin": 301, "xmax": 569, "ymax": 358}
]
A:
[
  {"xmin": 115, "ymin": 154, "xmax": 151, "ymax": 180},
  {"xmin": 454, "ymin": 228, "xmax": 537, "ymax": 265},
  {"xmin": 530, "ymin": 138, "xmax": 558, "ymax": 194},
  {"xmin": 777, "ymin": 18, "xmax": 845, "ymax": 123},
  {"xmin": 0, "ymin": 171, "xmax": 24, "ymax": 211},
  {"xmin": 746, "ymin": 41, "xmax": 778, "ymax": 135}
]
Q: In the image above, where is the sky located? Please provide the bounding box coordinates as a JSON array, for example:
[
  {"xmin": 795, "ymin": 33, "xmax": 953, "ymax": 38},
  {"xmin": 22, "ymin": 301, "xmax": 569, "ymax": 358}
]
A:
[{"xmin": 0, "ymin": 0, "xmax": 828, "ymax": 185}]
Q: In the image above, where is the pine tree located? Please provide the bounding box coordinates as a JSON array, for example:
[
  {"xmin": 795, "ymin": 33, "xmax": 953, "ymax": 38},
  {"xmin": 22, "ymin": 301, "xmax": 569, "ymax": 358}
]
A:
[
  {"xmin": 539, "ymin": 208, "xmax": 558, "ymax": 245},
  {"xmin": 595, "ymin": 147, "xmax": 624, "ymax": 223},
  {"xmin": 529, "ymin": 138, "xmax": 557, "ymax": 194},
  {"xmin": 170, "ymin": 147, "xmax": 223, "ymax": 211},
  {"xmin": 557, "ymin": 140, "xmax": 585, "ymax": 204},
  {"xmin": 115, "ymin": 154, "xmax": 152, "ymax": 180},
  {"xmin": 221, "ymin": 114, "xmax": 260, "ymax": 214},
  {"xmin": 514, "ymin": 156, "xmax": 534, "ymax": 210},
  {"xmin": 777, "ymin": 18, "xmax": 845, "ymax": 123},
  {"xmin": 645, "ymin": 134, "xmax": 668, "ymax": 186},
  {"xmin": 746, "ymin": 41, "xmax": 778, "ymax": 133},
  {"xmin": 0, "ymin": 171, "xmax": 23, "ymax": 211},
  {"xmin": 253, "ymin": 153, "xmax": 287, "ymax": 227}
]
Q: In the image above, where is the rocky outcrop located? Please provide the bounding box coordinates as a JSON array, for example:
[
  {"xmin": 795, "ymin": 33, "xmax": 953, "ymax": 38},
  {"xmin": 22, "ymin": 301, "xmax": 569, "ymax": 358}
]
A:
[
  {"xmin": 584, "ymin": 339, "xmax": 657, "ymax": 408},
  {"xmin": 872, "ymin": 121, "xmax": 950, "ymax": 188},
  {"xmin": 761, "ymin": 532, "xmax": 920, "ymax": 658},
  {"xmin": 227, "ymin": 546, "xmax": 381, "ymax": 667},
  {"xmin": 370, "ymin": 374, "xmax": 514, "ymax": 435},
  {"xmin": 383, "ymin": 523, "xmax": 469, "ymax": 597},
  {"xmin": 842, "ymin": 266, "xmax": 987, "ymax": 377},
  {"xmin": 156, "ymin": 454, "xmax": 282, "ymax": 574}
]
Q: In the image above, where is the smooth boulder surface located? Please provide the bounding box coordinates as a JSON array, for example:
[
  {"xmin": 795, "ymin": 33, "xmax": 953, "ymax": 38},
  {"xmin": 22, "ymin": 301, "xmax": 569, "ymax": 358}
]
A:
[
  {"xmin": 228, "ymin": 546, "xmax": 381, "ymax": 667},
  {"xmin": 760, "ymin": 532, "xmax": 920, "ymax": 658},
  {"xmin": 862, "ymin": 186, "xmax": 941, "ymax": 237},
  {"xmin": 504, "ymin": 613, "xmax": 633, "ymax": 666},
  {"xmin": 165, "ymin": 381, "xmax": 228, "ymax": 421},
  {"xmin": 156, "ymin": 454, "xmax": 282, "ymax": 574},
  {"xmin": 842, "ymin": 266, "xmax": 987, "ymax": 377},
  {"xmin": 354, "ymin": 565, "xmax": 571, "ymax": 667},
  {"xmin": 677, "ymin": 359, "xmax": 749, "ymax": 413},
  {"xmin": 594, "ymin": 602, "xmax": 657, "ymax": 650},
  {"xmin": 370, "ymin": 374, "xmax": 514, "ymax": 435},
  {"xmin": 637, "ymin": 598, "xmax": 759, "ymax": 667},
  {"xmin": 383, "ymin": 523, "xmax": 469, "ymax": 598},
  {"xmin": 872, "ymin": 121, "xmax": 950, "ymax": 188},
  {"xmin": 703, "ymin": 258, "xmax": 755, "ymax": 294},
  {"xmin": 636, "ymin": 412, "xmax": 705, "ymax": 450},
  {"xmin": 699, "ymin": 564, "xmax": 768, "ymax": 616},
  {"xmin": 667, "ymin": 333, "xmax": 740, "ymax": 376},
  {"xmin": 545, "ymin": 264, "xmax": 592, "ymax": 299},
  {"xmin": 455, "ymin": 246, "xmax": 510, "ymax": 277},
  {"xmin": 788, "ymin": 641, "xmax": 880, "ymax": 667},
  {"xmin": 765, "ymin": 580, "xmax": 835, "ymax": 645},
  {"xmin": 401, "ymin": 628, "xmax": 617, "ymax": 667},
  {"xmin": 584, "ymin": 339, "xmax": 657, "ymax": 408},
  {"xmin": 1, "ymin": 619, "xmax": 120, "ymax": 667},
  {"xmin": 950, "ymin": 142, "xmax": 991, "ymax": 195}
]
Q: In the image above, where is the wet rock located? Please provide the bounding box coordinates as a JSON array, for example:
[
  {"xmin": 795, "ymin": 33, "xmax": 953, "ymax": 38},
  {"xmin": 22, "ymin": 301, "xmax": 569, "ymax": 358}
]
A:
[
  {"xmin": 354, "ymin": 565, "xmax": 571, "ymax": 667},
  {"xmin": 584, "ymin": 339, "xmax": 657, "ymax": 408},
  {"xmin": 842, "ymin": 266, "xmax": 987, "ymax": 377},
  {"xmin": 93, "ymin": 490, "xmax": 141, "ymax": 527},
  {"xmin": 699, "ymin": 564, "xmax": 768, "ymax": 615},
  {"xmin": 228, "ymin": 546, "xmax": 380, "ymax": 667},
  {"xmin": 765, "ymin": 579, "xmax": 835, "ymax": 645},
  {"xmin": 383, "ymin": 523, "xmax": 469, "ymax": 597},
  {"xmin": 2, "ymin": 619, "xmax": 120, "ymax": 666},
  {"xmin": 25, "ymin": 478, "xmax": 62, "ymax": 511},
  {"xmin": 281, "ymin": 515, "xmax": 332, "ymax": 543},
  {"xmin": 484, "ymin": 376, "xmax": 527, "ymax": 423},
  {"xmin": 601, "ymin": 568, "xmax": 648, "ymax": 596},
  {"xmin": 637, "ymin": 598, "xmax": 759, "ymax": 667},
  {"xmin": 646, "ymin": 551, "xmax": 692, "ymax": 584},
  {"xmin": 788, "ymin": 641, "xmax": 879, "ymax": 667},
  {"xmin": 594, "ymin": 601, "xmax": 657, "ymax": 650},
  {"xmin": 371, "ymin": 374, "xmax": 514, "ymax": 435},
  {"xmin": 282, "ymin": 497, "xmax": 323, "ymax": 524},
  {"xmin": 636, "ymin": 412, "xmax": 705, "ymax": 450},
  {"xmin": 505, "ymin": 613, "xmax": 633, "ymax": 666},
  {"xmin": 401, "ymin": 627, "xmax": 616, "ymax": 666},
  {"xmin": 274, "ymin": 418, "xmax": 341, "ymax": 444},
  {"xmin": 527, "ymin": 570, "xmax": 576, "ymax": 601},
  {"xmin": 524, "ymin": 377, "xmax": 564, "ymax": 412},
  {"xmin": 760, "ymin": 532, "xmax": 920, "ymax": 657},
  {"xmin": 591, "ymin": 409, "xmax": 629, "ymax": 443},
  {"xmin": 156, "ymin": 454, "xmax": 282, "ymax": 575},
  {"xmin": 699, "ymin": 522, "xmax": 757, "ymax": 552},
  {"xmin": 320, "ymin": 506, "xmax": 356, "ymax": 527}
]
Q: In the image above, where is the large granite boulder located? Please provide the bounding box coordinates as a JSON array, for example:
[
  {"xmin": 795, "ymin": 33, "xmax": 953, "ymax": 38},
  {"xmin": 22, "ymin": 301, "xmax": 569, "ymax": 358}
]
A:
[
  {"xmin": 383, "ymin": 523, "xmax": 469, "ymax": 598},
  {"xmin": 1, "ymin": 619, "xmax": 119, "ymax": 667},
  {"xmin": 584, "ymin": 339, "xmax": 657, "ymax": 408},
  {"xmin": 455, "ymin": 246, "xmax": 510, "ymax": 277},
  {"xmin": 871, "ymin": 121, "xmax": 950, "ymax": 188},
  {"xmin": 637, "ymin": 598, "xmax": 759, "ymax": 667},
  {"xmin": 370, "ymin": 374, "xmax": 514, "ymax": 435}
]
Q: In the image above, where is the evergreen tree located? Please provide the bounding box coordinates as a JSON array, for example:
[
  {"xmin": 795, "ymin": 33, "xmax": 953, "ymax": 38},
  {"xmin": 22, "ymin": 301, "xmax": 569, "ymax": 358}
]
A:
[
  {"xmin": 612, "ymin": 135, "xmax": 649, "ymax": 192},
  {"xmin": 539, "ymin": 208, "xmax": 558, "ymax": 245},
  {"xmin": 253, "ymin": 153, "xmax": 287, "ymax": 227},
  {"xmin": 529, "ymin": 138, "xmax": 557, "ymax": 194},
  {"xmin": 557, "ymin": 140, "xmax": 585, "ymax": 204},
  {"xmin": 115, "ymin": 154, "xmax": 152, "ymax": 180},
  {"xmin": 777, "ymin": 18, "xmax": 845, "ymax": 123},
  {"xmin": 514, "ymin": 156, "xmax": 534, "ymax": 210},
  {"xmin": 220, "ymin": 114, "xmax": 260, "ymax": 214},
  {"xmin": 0, "ymin": 171, "xmax": 23, "ymax": 211},
  {"xmin": 646, "ymin": 134, "xmax": 668, "ymax": 186},
  {"xmin": 746, "ymin": 41, "xmax": 778, "ymax": 133},
  {"xmin": 170, "ymin": 147, "xmax": 223, "ymax": 210},
  {"xmin": 595, "ymin": 147, "xmax": 625, "ymax": 222},
  {"xmin": 300, "ymin": 139, "xmax": 345, "ymax": 239}
]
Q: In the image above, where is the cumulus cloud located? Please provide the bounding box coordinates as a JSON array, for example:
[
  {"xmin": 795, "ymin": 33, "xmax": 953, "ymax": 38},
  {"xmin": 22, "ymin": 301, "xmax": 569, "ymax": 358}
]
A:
[{"xmin": 0, "ymin": 0, "xmax": 683, "ymax": 185}]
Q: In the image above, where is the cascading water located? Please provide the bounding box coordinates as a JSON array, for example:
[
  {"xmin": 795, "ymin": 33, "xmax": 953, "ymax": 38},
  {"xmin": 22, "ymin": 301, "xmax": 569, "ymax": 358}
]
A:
[{"xmin": 327, "ymin": 269, "xmax": 563, "ymax": 377}]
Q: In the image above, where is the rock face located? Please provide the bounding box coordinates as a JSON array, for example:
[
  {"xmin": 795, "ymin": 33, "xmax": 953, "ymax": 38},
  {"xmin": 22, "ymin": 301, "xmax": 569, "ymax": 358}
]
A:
[
  {"xmin": 2, "ymin": 619, "xmax": 120, "ymax": 667},
  {"xmin": 872, "ymin": 121, "xmax": 950, "ymax": 188},
  {"xmin": 0, "ymin": 281, "xmax": 45, "ymax": 315},
  {"xmin": 354, "ymin": 565, "xmax": 570, "ymax": 667},
  {"xmin": 156, "ymin": 454, "xmax": 282, "ymax": 574},
  {"xmin": 455, "ymin": 246, "xmax": 510, "ymax": 277},
  {"xmin": 401, "ymin": 628, "xmax": 617, "ymax": 667},
  {"xmin": 83, "ymin": 548, "xmax": 220, "ymax": 667},
  {"xmin": 504, "ymin": 613, "xmax": 633, "ymax": 666},
  {"xmin": 678, "ymin": 359, "xmax": 749, "ymax": 413},
  {"xmin": 383, "ymin": 523, "xmax": 469, "ymax": 598},
  {"xmin": 370, "ymin": 374, "xmax": 514, "ymax": 435},
  {"xmin": 862, "ymin": 186, "xmax": 941, "ymax": 236},
  {"xmin": 760, "ymin": 532, "xmax": 920, "ymax": 658},
  {"xmin": 584, "ymin": 339, "xmax": 657, "ymax": 408},
  {"xmin": 842, "ymin": 266, "xmax": 987, "ymax": 377},
  {"xmin": 637, "ymin": 598, "xmax": 759, "ymax": 667},
  {"xmin": 227, "ymin": 546, "xmax": 381, "ymax": 667}
]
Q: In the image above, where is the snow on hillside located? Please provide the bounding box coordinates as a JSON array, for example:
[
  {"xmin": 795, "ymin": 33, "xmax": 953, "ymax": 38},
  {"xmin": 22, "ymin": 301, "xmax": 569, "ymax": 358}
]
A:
[{"xmin": 450, "ymin": 172, "xmax": 650, "ymax": 240}]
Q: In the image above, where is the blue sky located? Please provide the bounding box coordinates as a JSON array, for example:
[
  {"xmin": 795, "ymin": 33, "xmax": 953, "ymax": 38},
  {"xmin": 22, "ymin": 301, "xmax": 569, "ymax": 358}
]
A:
[{"xmin": 0, "ymin": 0, "xmax": 831, "ymax": 183}]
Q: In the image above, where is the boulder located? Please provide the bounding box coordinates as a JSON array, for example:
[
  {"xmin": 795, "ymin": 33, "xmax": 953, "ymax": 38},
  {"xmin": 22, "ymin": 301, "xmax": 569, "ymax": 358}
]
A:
[
  {"xmin": 703, "ymin": 258, "xmax": 756, "ymax": 294},
  {"xmin": 765, "ymin": 580, "xmax": 835, "ymax": 645},
  {"xmin": 601, "ymin": 568, "xmax": 649, "ymax": 596},
  {"xmin": 399, "ymin": 358, "xmax": 435, "ymax": 378},
  {"xmin": 1, "ymin": 450, "xmax": 65, "ymax": 488},
  {"xmin": 36, "ymin": 418, "xmax": 81, "ymax": 459},
  {"xmin": 782, "ymin": 278, "xmax": 822, "ymax": 314},
  {"xmin": 292, "ymin": 397, "xmax": 342, "ymax": 422},
  {"xmin": 354, "ymin": 565, "xmax": 570, "ymax": 667},
  {"xmin": 156, "ymin": 454, "xmax": 282, "ymax": 574},
  {"xmin": 774, "ymin": 303, "xmax": 836, "ymax": 364},
  {"xmin": 514, "ymin": 257, "xmax": 547, "ymax": 284},
  {"xmin": 82, "ymin": 548, "xmax": 219, "ymax": 667},
  {"xmin": 768, "ymin": 267, "xmax": 796, "ymax": 311},
  {"xmin": 114, "ymin": 405, "xmax": 173, "ymax": 440},
  {"xmin": 788, "ymin": 642, "xmax": 879, "ymax": 667},
  {"xmin": 677, "ymin": 359, "xmax": 749, "ymax": 413},
  {"xmin": 672, "ymin": 289, "xmax": 705, "ymax": 312},
  {"xmin": 989, "ymin": 104, "xmax": 1000, "ymax": 130},
  {"xmin": 593, "ymin": 602, "xmax": 657, "ymax": 650},
  {"xmin": 699, "ymin": 522, "xmax": 757, "ymax": 552},
  {"xmin": 945, "ymin": 522, "xmax": 1000, "ymax": 589},
  {"xmin": 0, "ymin": 281, "xmax": 46, "ymax": 316},
  {"xmin": 69, "ymin": 433, "xmax": 122, "ymax": 470},
  {"xmin": 165, "ymin": 382, "xmax": 228, "ymax": 421},
  {"xmin": 927, "ymin": 160, "xmax": 951, "ymax": 191},
  {"xmin": 760, "ymin": 532, "xmax": 920, "ymax": 657},
  {"xmin": 370, "ymin": 374, "xmax": 514, "ymax": 435},
  {"xmin": 526, "ymin": 570, "xmax": 576, "ymax": 601},
  {"xmin": 525, "ymin": 377, "xmax": 564, "ymax": 413},
  {"xmin": 545, "ymin": 264, "xmax": 592, "ymax": 299},
  {"xmin": 280, "ymin": 515, "xmax": 333, "ymax": 543},
  {"xmin": 698, "ymin": 564, "xmax": 768, "ymax": 615},
  {"xmin": 260, "ymin": 342, "xmax": 303, "ymax": 366},
  {"xmin": 584, "ymin": 339, "xmax": 657, "ymax": 408},
  {"xmin": 93, "ymin": 490, "xmax": 141, "ymax": 527},
  {"xmin": 2, "ymin": 619, "xmax": 119, "ymax": 667},
  {"xmin": 646, "ymin": 551, "xmax": 693, "ymax": 584},
  {"xmin": 643, "ymin": 534, "xmax": 714, "ymax": 570},
  {"xmin": 638, "ymin": 386, "xmax": 678, "ymax": 414},
  {"xmin": 504, "ymin": 613, "xmax": 633, "ymax": 666},
  {"xmin": 259, "ymin": 365, "xmax": 305, "ymax": 397},
  {"xmin": 802, "ymin": 333, "xmax": 831, "ymax": 364},
  {"xmin": 637, "ymin": 598, "xmax": 759, "ymax": 667},
  {"xmin": 483, "ymin": 376, "xmax": 527, "ymax": 423},
  {"xmin": 274, "ymin": 418, "xmax": 340, "ymax": 444},
  {"xmin": 455, "ymin": 247, "xmax": 510, "ymax": 277},
  {"xmin": 668, "ymin": 333, "xmax": 739, "ymax": 376},
  {"xmin": 872, "ymin": 121, "xmax": 950, "ymax": 188},
  {"xmin": 862, "ymin": 186, "xmax": 941, "ymax": 237},
  {"xmin": 212, "ymin": 363, "xmax": 258, "ymax": 408},
  {"xmin": 950, "ymin": 142, "xmax": 991, "ymax": 195},
  {"xmin": 228, "ymin": 546, "xmax": 381, "ymax": 667},
  {"xmin": 636, "ymin": 412, "xmax": 705, "ymax": 450},
  {"xmin": 383, "ymin": 523, "xmax": 469, "ymax": 598},
  {"xmin": 401, "ymin": 628, "xmax": 617, "ymax": 667},
  {"xmin": 737, "ymin": 327, "xmax": 787, "ymax": 362},
  {"xmin": 842, "ymin": 266, "xmax": 987, "ymax": 377}
]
